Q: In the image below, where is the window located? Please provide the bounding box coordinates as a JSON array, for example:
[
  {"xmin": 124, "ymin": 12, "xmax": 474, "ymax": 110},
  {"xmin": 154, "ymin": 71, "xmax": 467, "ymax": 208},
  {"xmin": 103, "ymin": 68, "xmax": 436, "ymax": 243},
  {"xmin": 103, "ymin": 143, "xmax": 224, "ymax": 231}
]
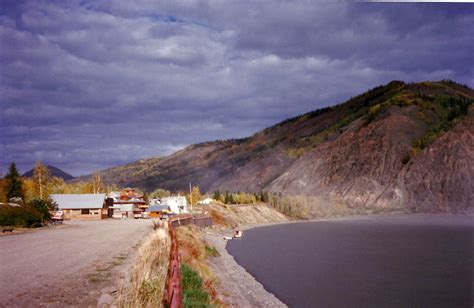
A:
[{"xmin": 81, "ymin": 209, "xmax": 90, "ymax": 215}]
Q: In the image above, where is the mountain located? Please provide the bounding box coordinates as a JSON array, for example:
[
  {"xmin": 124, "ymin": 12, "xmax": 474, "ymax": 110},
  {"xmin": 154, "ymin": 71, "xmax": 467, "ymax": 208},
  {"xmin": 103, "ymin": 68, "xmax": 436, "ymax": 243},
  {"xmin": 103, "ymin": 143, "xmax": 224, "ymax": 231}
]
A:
[
  {"xmin": 79, "ymin": 80, "xmax": 474, "ymax": 213},
  {"xmin": 23, "ymin": 165, "xmax": 75, "ymax": 181}
]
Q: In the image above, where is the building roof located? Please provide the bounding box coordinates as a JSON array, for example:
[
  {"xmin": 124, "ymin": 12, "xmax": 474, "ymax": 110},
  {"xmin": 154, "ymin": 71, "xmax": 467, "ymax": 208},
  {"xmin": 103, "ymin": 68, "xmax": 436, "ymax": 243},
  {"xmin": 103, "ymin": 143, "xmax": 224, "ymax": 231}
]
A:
[
  {"xmin": 146, "ymin": 205, "xmax": 169, "ymax": 212},
  {"xmin": 50, "ymin": 194, "xmax": 106, "ymax": 210}
]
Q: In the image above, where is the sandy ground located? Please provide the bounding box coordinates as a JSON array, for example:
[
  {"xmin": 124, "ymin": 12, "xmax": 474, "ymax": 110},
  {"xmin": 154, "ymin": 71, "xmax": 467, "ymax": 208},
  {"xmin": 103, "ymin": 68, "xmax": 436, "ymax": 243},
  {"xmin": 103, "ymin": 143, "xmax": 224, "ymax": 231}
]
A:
[
  {"xmin": 204, "ymin": 224, "xmax": 288, "ymax": 308},
  {"xmin": 0, "ymin": 219, "xmax": 155, "ymax": 307}
]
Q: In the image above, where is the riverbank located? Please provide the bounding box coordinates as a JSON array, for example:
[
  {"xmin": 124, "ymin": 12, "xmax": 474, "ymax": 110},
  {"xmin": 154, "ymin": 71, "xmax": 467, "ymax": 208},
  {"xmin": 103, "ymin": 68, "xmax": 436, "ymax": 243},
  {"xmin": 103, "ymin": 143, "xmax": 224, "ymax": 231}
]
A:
[
  {"xmin": 188, "ymin": 203, "xmax": 288, "ymax": 306},
  {"xmin": 200, "ymin": 208, "xmax": 392, "ymax": 306},
  {"xmin": 204, "ymin": 227, "xmax": 287, "ymax": 307}
]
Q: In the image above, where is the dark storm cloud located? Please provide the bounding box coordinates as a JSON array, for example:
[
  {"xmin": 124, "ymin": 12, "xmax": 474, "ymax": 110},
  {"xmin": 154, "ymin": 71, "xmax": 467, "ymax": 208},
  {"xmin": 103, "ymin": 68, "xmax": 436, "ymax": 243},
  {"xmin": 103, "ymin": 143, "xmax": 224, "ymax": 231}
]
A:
[{"xmin": 1, "ymin": 0, "xmax": 473, "ymax": 175}]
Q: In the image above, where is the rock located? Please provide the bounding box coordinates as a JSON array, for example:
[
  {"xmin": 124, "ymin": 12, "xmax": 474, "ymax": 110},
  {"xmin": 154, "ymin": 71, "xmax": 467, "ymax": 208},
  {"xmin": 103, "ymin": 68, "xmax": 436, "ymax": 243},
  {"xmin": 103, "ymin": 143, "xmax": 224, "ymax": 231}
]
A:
[
  {"xmin": 100, "ymin": 286, "xmax": 118, "ymax": 294},
  {"xmin": 98, "ymin": 293, "xmax": 114, "ymax": 307}
]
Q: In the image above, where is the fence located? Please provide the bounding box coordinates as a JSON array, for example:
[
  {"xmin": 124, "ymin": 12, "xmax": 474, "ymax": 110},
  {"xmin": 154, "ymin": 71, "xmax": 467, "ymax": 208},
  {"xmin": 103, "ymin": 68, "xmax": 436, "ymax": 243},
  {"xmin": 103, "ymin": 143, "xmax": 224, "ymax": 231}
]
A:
[
  {"xmin": 164, "ymin": 219, "xmax": 182, "ymax": 308},
  {"xmin": 163, "ymin": 214, "xmax": 213, "ymax": 307},
  {"xmin": 168, "ymin": 214, "xmax": 213, "ymax": 228}
]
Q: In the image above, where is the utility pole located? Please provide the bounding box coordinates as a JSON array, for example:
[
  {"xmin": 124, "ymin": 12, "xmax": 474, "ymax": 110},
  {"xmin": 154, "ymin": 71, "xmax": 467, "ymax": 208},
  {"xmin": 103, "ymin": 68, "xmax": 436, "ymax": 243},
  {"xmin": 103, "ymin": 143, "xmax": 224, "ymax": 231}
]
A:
[{"xmin": 189, "ymin": 182, "xmax": 193, "ymax": 214}]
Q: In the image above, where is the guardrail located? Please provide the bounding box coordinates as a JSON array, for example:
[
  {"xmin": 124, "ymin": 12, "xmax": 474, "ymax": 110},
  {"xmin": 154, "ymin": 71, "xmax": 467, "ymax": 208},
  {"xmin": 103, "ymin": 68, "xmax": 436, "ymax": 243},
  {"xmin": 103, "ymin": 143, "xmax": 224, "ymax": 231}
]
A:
[
  {"xmin": 164, "ymin": 214, "xmax": 213, "ymax": 307},
  {"xmin": 165, "ymin": 219, "xmax": 182, "ymax": 308},
  {"xmin": 168, "ymin": 214, "xmax": 213, "ymax": 228}
]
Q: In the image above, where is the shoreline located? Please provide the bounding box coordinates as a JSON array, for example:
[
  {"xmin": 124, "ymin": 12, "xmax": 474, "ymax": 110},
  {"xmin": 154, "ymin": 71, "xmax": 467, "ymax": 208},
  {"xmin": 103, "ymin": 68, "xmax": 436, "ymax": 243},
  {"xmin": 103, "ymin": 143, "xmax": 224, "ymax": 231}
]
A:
[
  {"xmin": 204, "ymin": 212, "xmax": 473, "ymax": 307},
  {"xmin": 204, "ymin": 227, "xmax": 287, "ymax": 307}
]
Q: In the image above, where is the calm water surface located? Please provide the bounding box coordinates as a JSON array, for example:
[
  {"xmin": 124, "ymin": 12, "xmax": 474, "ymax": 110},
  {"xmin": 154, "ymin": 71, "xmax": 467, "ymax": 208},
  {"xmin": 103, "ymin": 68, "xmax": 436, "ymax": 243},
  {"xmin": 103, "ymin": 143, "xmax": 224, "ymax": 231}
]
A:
[{"xmin": 227, "ymin": 215, "xmax": 473, "ymax": 308}]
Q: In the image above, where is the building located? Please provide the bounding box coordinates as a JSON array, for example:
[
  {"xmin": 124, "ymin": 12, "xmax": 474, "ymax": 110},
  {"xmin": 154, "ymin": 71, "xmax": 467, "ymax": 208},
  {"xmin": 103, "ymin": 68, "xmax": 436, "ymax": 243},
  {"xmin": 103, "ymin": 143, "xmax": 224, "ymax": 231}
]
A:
[
  {"xmin": 107, "ymin": 188, "xmax": 147, "ymax": 218},
  {"xmin": 50, "ymin": 194, "xmax": 107, "ymax": 220},
  {"xmin": 161, "ymin": 196, "xmax": 188, "ymax": 214},
  {"xmin": 146, "ymin": 205, "xmax": 170, "ymax": 218},
  {"xmin": 197, "ymin": 197, "xmax": 214, "ymax": 205}
]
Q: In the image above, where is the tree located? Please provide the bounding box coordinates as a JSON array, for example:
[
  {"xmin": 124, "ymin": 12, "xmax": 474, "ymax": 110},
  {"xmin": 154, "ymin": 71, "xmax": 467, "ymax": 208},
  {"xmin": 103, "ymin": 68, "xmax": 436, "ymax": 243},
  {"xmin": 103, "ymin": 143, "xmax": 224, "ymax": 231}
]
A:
[
  {"xmin": 224, "ymin": 192, "xmax": 230, "ymax": 204},
  {"xmin": 29, "ymin": 198, "xmax": 56, "ymax": 221},
  {"xmin": 191, "ymin": 186, "xmax": 202, "ymax": 205},
  {"xmin": 33, "ymin": 161, "xmax": 51, "ymax": 199},
  {"xmin": 22, "ymin": 178, "xmax": 37, "ymax": 203},
  {"xmin": 149, "ymin": 188, "xmax": 171, "ymax": 199},
  {"xmin": 4, "ymin": 162, "xmax": 24, "ymax": 202},
  {"xmin": 0, "ymin": 178, "xmax": 7, "ymax": 203},
  {"xmin": 213, "ymin": 190, "xmax": 221, "ymax": 201},
  {"xmin": 91, "ymin": 172, "xmax": 103, "ymax": 193}
]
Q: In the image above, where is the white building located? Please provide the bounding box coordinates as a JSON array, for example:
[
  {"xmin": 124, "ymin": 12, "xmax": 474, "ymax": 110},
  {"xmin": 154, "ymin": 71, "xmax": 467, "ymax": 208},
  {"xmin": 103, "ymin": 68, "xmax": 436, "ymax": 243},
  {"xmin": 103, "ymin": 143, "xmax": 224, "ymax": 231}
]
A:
[
  {"xmin": 161, "ymin": 196, "xmax": 188, "ymax": 214},
  {"xmin": 197, "ymin": 197, "xmax": 214, "ymax": 205}
]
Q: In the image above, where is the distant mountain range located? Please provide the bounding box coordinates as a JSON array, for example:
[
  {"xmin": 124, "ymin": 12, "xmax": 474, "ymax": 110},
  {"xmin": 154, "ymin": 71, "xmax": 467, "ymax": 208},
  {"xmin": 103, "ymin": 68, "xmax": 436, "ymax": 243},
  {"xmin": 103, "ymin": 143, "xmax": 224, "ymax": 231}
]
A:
[
  {"xmin": 23, "ymin": 165, "xmax": 75, "ymax": 181},
  {"xmin": 76, "ymin": 80, "xmax": 474, "ymax": 213}
]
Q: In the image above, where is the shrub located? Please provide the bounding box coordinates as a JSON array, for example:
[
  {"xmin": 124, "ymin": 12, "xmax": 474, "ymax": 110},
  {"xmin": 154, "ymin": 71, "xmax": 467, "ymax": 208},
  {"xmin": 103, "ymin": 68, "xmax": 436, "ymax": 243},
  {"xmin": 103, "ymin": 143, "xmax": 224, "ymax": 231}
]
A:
[
  {"xmin": 364, "ymin": 103, "xmax": 382, "ymax": 125},
  {"xmin": 287, "ymin": 147, "xmax": 307, "ymax": 159},
  {"xmin": 0, "ymin": 204, "xmax": 43, "ymax": 227},
  {"xmin": 28, "ymin": 198, "xmax": 56, "ymax": 221},
  {"xmin": 205, "ymin": 246, "xmax": 220, "ymax": 257},
  {"xmin": 181, "ymin": 263, "xmax": 210, "ymax": 308}
]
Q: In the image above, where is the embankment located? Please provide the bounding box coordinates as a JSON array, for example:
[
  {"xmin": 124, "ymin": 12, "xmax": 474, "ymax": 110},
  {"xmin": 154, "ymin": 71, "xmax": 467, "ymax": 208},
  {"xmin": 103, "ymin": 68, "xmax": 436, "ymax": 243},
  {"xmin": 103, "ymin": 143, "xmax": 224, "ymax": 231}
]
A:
[
  {"xmin": 116, "ymin": 221, "xmax": 170, "ymax": 307},
  {"xmin": 202, "ymin": 202, "xmax": 289, "ymax": 307}
]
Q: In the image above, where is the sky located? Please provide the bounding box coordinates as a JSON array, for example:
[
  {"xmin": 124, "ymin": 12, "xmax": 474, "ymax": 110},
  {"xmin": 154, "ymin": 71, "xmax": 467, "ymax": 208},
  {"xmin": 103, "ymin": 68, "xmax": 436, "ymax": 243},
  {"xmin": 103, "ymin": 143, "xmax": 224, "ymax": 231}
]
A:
[{"xmin": 1, "ymin": 1, "xmax": 473, "ymax": 176}]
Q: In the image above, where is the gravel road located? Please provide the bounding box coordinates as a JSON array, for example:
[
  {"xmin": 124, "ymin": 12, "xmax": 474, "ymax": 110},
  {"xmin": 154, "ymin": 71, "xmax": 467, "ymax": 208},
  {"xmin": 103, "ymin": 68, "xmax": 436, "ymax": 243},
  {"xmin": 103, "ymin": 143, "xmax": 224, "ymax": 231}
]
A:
[{"xmin": 0, "ymin": 219, "xmax": 155, "ymax": 307}]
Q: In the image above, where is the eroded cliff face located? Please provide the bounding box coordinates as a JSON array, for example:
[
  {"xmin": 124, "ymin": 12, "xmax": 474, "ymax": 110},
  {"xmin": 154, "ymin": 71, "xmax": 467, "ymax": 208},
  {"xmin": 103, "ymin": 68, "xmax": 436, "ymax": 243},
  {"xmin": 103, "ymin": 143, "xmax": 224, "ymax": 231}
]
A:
[
  {"xmin": 267, "ymin": 105, "xmax": 428, "ymax": 210},
  {"xmin": 79, "ymin": 80, "xmax": 474, "ymax": 213},
  {"xmin": 398, "ymin": 109, "xmax": 473, "ymax": 212},
  {"xmin": 268, "ymin": 106, "xmax": 474, "ymax": 212}
]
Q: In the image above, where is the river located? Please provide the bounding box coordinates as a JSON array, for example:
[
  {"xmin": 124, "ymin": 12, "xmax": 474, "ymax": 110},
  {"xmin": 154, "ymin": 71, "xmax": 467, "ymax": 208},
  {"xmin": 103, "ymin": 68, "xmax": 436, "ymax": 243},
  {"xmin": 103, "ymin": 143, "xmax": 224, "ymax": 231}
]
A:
[{"xmin": 226, "ymin": 215, "xmax": 473, "ymax": 308}]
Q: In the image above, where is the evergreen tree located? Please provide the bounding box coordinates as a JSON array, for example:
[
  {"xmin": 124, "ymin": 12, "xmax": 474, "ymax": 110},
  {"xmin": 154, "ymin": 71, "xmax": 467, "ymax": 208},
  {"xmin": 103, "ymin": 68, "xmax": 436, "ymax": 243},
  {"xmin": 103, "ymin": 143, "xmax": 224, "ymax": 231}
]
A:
[
  {"xmin": 224, "ymin": 192, "xmax": 230, "ymax": 204},
  {"xmin": 213, "ymin": 190, "xmax": 221, "ymax": 201},
  {"xmin": 5, "ymin": 162, "xmax": 24, "ymax": 201}
]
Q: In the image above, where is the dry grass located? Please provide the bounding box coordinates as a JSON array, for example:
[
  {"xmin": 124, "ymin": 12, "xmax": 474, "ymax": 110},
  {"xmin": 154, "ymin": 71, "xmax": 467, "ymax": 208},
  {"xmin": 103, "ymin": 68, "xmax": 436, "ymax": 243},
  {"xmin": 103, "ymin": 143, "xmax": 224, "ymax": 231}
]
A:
[
  {"xmin": 117, "ymin": 220, "xmax": 170, "ymax": 308},
  {"xmin": 208, "ymin": 207, "xmax": 235, "ymax": 227},
  {"xmin": 208, "ymin": 203, "xmax": 288, "ymax": 228}
]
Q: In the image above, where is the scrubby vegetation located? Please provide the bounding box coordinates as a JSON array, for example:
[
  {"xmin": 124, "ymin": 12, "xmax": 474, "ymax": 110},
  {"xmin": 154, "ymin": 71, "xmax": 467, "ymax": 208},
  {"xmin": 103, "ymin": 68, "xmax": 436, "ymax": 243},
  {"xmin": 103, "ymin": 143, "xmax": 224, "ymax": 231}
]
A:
[
  {"xmin": 205, "ymin": 246, "xmax": 219, "ymax": 257},
  {"xmin": 175, "ymin": 225, "xmax": 221, "ymax": 306},
  {"xmin": 181, "ymin": 263, "xmax": 211, "ymax": 308},
  {"xmin": 0, "ymin": 204, "xmax": 43, "ymax": 227},
  {"xmin": 212, "ymin": 190, "xmax": 269, "ymax": 205},
  {"xmin": 404, "ymin": 94, "xmax": 472, "ymax": 162},
  {"xmin": 0, "ymin": 199, "xmax": 57, "ymax": 227}
]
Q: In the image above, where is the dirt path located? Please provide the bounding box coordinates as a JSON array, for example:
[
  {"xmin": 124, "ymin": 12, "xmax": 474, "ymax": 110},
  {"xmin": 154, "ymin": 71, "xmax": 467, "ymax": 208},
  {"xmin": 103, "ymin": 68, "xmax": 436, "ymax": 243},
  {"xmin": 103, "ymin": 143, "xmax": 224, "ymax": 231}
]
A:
[
  {"xmin": 204, "ymin": 226, "xmax": 287, "ymax": 308},
  {"xmin": 0, "ymin": 219, "xmax": 155, "ymax": 307}
]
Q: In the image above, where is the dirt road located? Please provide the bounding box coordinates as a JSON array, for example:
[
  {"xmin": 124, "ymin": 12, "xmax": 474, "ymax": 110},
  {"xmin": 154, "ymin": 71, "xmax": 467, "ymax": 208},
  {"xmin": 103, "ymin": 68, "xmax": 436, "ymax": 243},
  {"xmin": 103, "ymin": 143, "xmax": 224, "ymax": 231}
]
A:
[{"xmin": 0, "ymin": 219, "xmax": 155, "ymax": 307}]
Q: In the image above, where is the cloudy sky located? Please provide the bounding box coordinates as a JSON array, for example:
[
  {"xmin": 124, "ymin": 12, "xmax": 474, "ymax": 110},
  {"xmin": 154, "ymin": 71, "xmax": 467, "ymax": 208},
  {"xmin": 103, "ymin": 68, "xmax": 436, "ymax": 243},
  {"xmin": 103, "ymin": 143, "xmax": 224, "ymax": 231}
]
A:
[{"xmin": 1, "ymin": 1, "xmax": 473, "ymax": 176}]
